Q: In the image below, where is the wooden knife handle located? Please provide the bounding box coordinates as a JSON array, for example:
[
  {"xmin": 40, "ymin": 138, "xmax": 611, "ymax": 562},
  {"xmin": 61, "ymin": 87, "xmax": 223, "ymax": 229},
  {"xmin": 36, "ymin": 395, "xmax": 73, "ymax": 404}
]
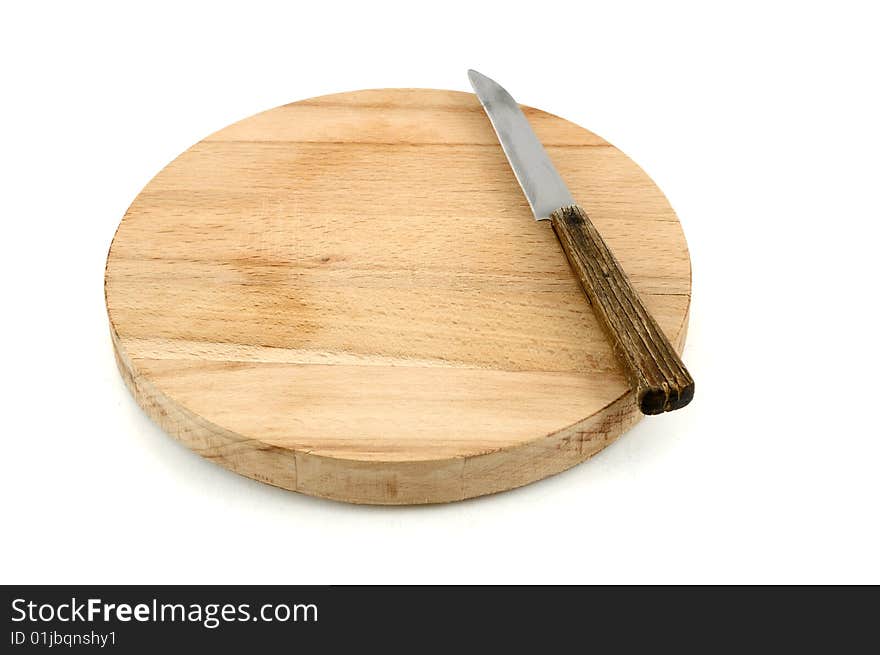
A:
[{"xmin": 549, "ymin": 205, "xmax": 694, "ymax": 414}]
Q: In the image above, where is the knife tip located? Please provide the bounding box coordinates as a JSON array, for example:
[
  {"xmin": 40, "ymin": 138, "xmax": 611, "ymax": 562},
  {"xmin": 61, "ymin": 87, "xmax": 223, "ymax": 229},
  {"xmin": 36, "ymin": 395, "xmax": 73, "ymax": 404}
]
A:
[{"xmin": 467, "ymin": 69, "xmax": 493, "ymax": 93}]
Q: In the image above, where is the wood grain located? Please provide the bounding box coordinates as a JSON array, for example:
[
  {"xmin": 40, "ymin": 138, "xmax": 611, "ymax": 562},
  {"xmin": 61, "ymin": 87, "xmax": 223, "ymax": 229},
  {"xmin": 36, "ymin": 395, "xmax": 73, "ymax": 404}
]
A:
[{"xmin": 104, "ymin": 88, "xmax": 692, "ymax": 504}]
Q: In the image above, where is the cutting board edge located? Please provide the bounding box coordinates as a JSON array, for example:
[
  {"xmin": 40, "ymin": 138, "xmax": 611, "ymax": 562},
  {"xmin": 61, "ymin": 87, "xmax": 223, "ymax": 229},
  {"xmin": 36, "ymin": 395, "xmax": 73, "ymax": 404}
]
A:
[{"xmin": 109, "ymin": 316, "xmax": 690, "ymax": 504}]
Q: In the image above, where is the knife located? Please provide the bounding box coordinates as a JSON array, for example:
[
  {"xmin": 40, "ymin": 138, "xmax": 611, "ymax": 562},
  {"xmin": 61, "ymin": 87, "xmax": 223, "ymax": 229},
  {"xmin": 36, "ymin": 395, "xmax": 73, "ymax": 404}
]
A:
[{"xmin": 468, "ymin": 70, "xmax": 694, "ymax": 414}]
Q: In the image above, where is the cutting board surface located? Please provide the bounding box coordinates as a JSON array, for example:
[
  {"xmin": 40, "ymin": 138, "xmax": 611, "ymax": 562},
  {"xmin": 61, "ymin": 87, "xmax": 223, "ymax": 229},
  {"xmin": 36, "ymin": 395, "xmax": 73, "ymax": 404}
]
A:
[{"xmin": 105, "ymin": 88, "xmax": 691, "ymax": 504}]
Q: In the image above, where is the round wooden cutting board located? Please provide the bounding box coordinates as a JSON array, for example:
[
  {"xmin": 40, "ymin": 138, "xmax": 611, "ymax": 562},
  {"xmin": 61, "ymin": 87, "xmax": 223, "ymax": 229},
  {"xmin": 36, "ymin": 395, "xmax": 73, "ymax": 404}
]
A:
[{"xmin": 105, "ymin": 88, "xmax": 691, "ymax": 504}]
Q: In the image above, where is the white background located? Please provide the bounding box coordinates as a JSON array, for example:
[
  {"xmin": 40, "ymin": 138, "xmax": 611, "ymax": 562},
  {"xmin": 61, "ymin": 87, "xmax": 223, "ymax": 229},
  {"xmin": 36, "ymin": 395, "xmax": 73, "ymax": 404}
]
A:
[{"xmin": 2, "ymin": 1, "xmax": 878, "ymax": 584}]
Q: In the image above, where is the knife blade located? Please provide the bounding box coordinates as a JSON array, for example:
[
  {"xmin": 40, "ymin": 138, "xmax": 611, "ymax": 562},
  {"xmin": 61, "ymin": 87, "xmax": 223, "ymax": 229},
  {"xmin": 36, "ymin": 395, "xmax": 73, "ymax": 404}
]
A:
[{"xmin": 468, "ymin": 69, "xmax": 694, "ymax": 414}]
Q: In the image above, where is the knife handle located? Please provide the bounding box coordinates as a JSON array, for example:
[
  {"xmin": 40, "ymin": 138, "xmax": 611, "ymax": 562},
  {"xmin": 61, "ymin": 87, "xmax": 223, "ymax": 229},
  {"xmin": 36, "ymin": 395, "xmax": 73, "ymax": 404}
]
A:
[{"xmin": 550, "ymin": 205, "xmax": 694, "ymax": 414}]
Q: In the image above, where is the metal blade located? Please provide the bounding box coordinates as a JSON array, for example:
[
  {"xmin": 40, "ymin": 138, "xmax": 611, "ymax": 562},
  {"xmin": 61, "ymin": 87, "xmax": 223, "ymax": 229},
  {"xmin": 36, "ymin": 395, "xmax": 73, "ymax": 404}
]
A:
[{"xmin": 468, "ymin": 69, "xmax": 574, "ymax": 220}]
